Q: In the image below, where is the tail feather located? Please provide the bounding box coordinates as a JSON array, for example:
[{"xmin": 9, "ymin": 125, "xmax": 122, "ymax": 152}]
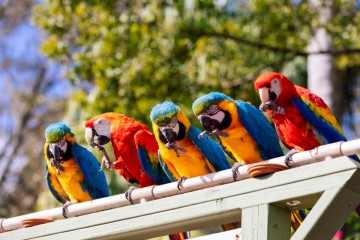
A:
[{"xmin": 169, "ymin": 232, "xmax": 188, "ymax": 240}]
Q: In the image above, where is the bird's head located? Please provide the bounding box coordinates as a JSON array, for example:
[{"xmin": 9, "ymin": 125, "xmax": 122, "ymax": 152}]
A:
[
  {"xmin": 150, "ymin": 101, "xmax": 188, "ymax": 145},
  {"xmin": 192, "ymin": 92, "xmax": 232, "ymax": 134},
  {"xmin": 254, "ymin": 72, "xmax": 295, "ymax": 109},
  {"xmin": 45, "ymin": 122, "xmax": 73, "ymax": 163},
  {"xmin": 85, "ymin": 115, "xmax": 111, "ymax": 148}
]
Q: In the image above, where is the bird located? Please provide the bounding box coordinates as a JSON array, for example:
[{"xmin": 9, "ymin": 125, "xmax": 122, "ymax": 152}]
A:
[
  {"xmin": 192, "ymin": 92, "xmax": 305, "ymax": 230},
  {"xmin": 150, "ymin": 101, "xmax": 239, "ymax": 231},
  {"xmin": 253, "ymin": 72, "xmax": 359, "ymax": 162},
  {"xmin": 44, "ymin": 122, "xmax": 110, "ymax": 218},
  {"xmin": 254, "ymin": 72, "xmax": 360, "ymax": 217},
  {"xmin": 192, "ymin": 92, "xmax": 284, "ymax": 167},
  {"xmin": 85, "ymin": 112, "xmax": 187, "ymax": 240},
  {"xmin": 150, "ymin": 101, "xmax": 231, "ymax": 182},
  {"xmin": 84, "ymin": 112, "xmax": 161, "ymax": 188}
]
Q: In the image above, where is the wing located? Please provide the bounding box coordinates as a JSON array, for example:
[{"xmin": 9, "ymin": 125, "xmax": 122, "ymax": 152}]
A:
[
  {"xmin": 158, "ymin": 150, "xmax": 178, "ymax": 182},
  {"xmin": 71, "ymin": 143, "xmax": 110, "ymax": 199},
  {"xmin": 293, "ymin": 87, "xmax": 346, "ymax": 143},
  {"xmin": 188, "ymin": 126, "xmax": 230, "ymax": 171},
  {"xmin": 134, "ymin": 129, "xmax": 171, "ymax": 185},
  {"xmin": 235, "ymin": 100, "xmax": 284, "ymax": 159}
]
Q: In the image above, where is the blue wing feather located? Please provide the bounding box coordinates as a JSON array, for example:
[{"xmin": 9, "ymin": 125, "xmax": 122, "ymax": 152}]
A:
[
  {"xmin": 292, "ymin": 97, "xmax": 359, "ymax": 161},
  {"xmin": 158, "ymin": 150, "xmax": 177, "ymax": 182},
  {"xmin": 71, "ymin": 143, "xmax": 110, "ymax": 199},
  {"xmin": 235, "ymin": 100, "xmax": 284, "ymax": 160},
  {"xmin": 137, "ymin": 146, "xmax": 171, "ymax": 185},
  {"xmin": 292, "ymin": 98, "xmax": 346, "ymax": 143},
  {"xmin": 188, "ymin": 126, "xmax": 230, "ymax": 171}
]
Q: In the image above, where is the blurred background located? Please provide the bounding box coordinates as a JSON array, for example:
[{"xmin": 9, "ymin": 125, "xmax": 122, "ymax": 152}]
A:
[{"xmin": 0, "ymin": 0, "xmax": 360, "ymax": 239}]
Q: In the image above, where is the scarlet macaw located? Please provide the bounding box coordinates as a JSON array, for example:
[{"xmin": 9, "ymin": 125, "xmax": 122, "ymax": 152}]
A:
[
  {"xmin": 253, "ymin": 72, "xmax": 359, "ymax": 162},
  {"xmin": 44, "ymin": 122, "xmax": 110, "ymax": 217},
  {"xmin": 84, "ymin": 112, "xmax": 170, "ymax": 188},
  {"xmin": 85, "ymin": 113, "xmax": 187, "ymax": 239}
]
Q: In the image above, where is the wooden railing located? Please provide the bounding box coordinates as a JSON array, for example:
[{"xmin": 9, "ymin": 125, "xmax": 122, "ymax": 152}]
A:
[{"xmin": 1, "ymin": 140, "xmax": 360, "ymax": 240}]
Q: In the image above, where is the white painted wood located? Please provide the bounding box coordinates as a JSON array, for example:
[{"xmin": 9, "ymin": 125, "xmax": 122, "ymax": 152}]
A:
[
  {"xmin": 292, "ymin": 187, "xmax": 360, "ymax": 240},
  {"xmin": 189, "ymin": 228, "xmax": 241, "ymax": 240},
  {"xmin": 242, "ymin": 204, "xmax": 290, "ymax": 240},
  {"xmin": 1, "ymin": 157, "xmax": 359, "ymax": 240},
  {"xmin": 1, "ymin": 141, "xmax": 359, "ymax": 233}
]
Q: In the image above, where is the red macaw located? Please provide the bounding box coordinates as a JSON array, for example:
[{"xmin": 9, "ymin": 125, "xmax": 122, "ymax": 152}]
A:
[
  {"xmin": 84, "ymin": 112, "xmax": 158, "ymax": 188},
  {"xmin": 254, "ymin": 72, "xmax": 359, "ymax": 162},
  {"xmin": 254, "ymin": 71, "xmax": 360, "ymax": 216},
  {"xmin": 85, "ymin": 112, "xmax": 187, "ymax": 239}
]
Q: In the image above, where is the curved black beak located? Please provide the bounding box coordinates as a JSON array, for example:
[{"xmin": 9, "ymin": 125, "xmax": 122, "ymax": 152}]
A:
[
  {"xmin": 52, "ymin": 144, "xmax": 63, "ymax": 162},
  {"xmin": 198, "ymin": 115, "xmax": 220, "ymax": 132},
  {"xmin": 161, "ymin": 128, "xmax": 177, "ymax": 144}
]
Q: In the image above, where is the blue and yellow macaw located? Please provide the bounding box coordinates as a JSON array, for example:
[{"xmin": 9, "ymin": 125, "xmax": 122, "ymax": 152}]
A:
[
  {"xmin": 192, "ymin": 92, "xmax": 284, "ymax": 165},
  {"xmin": 44, "ymin": 122, "xmax": 110, "ymax": 217},
  {"xmin": 150, "ymin": 101, "xmax": 231, "ymax": 182},
  {"xmin": 150, "ymin": 101, "xmax": 239, "ymax": 231},
  {"xmin": 192, "ymin": 92, "xmax": 305, "ymax": 230}
]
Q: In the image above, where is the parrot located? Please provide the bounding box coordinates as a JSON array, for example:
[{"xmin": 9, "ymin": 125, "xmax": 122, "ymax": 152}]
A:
[
  {"xmin": 150, "ymin": 101, "xmax": 240, "ymax": 231},
  {"xmin": 254, "ymin": 72, "xmax": 360, "ymax": 217},
  {"xmin": 192, "ymin": 92, "xmax": 284, "ymax": 167},
  {"xmin": 44, "ymin": 122, "xmax": 110, "ymax": 218},
  {"xmin": 150, "ymin": 101, "xmax": 231, "ymax": 182},
  {"xmin": 253, "ymin": 72, "xmax": 359, "ymax": 162},
  {"xmin": 84, "ymin": 112, "xmax": 187, "ymax": 240},
  {"xmin": 192, "ymin": 92, "xmax": 306, "ymax": 230}
]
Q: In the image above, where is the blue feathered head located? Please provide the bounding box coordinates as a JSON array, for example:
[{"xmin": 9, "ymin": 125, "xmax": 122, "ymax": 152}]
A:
[
  {"xmin": 150, "ymin": 101, "xmax": 180, "ymax": 126},
  {"xmin": 45, "ymin": 122, "xmax": 74, "ymax": 143},
  {"xmin": 192, "ymin": 92, "xmax": 233, "ymax": 116}
]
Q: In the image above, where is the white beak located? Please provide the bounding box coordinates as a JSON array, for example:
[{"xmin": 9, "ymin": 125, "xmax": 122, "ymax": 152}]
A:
[{"xmin": 258, "ymin": 87, "xmax": 270, "ymax": 104}]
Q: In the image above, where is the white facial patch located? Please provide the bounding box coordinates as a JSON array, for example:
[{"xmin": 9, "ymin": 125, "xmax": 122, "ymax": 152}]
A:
[
  {"xmin": 160, "ymin": 118, "xmax": 180, "ymax": 135},
  {"xmin": 271, "ymin": 78, "xmax": 282, "ymax": 99},
  {"xmin": 49, "ymin": 136, "xmax": 68, "ymax": 155},
  {"xmin": 93, "ymin": 118, "xmax": 111, "ymax": 139}
]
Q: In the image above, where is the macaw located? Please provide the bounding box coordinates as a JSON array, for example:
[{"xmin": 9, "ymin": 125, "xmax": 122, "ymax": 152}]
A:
[
  {"xmin": 192, "ymin": 92, "xmax": 284, "ymax": 165},
  {"xmin": 253, "ymin": 72, "xmax": 359, "ymax": 162},
  {"xmin": 84, "ymin": 112, "xmax": 170, "ymax": 188},
  {"xmin": 150, "ymin": 101, "xmax": 231, "ymax": 182},
  {"xmin": 84, "ymin": 113, "xmax": 187, "ymax": 240},
  {"xmin": 44, "ymin": 122, "xmax": 110, "ymax": 217},
  {"xmin": 150, "ymin": 101, "xmax": 239, "ymax": 231},
  {"xmin": 192, "ymin": 92, "xmax": 305, "ymax": 230}
]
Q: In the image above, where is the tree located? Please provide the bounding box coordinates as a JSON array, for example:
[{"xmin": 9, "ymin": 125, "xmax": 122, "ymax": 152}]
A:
[{"xmin": 0, "ymin": 0, "xmax": 68, "ymax": 217}]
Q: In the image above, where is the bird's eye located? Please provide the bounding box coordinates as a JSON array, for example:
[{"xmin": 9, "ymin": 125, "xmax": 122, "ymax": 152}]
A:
[{"xmin": 98, "ymin": 119, "xmax": 102, "ymax": 124}]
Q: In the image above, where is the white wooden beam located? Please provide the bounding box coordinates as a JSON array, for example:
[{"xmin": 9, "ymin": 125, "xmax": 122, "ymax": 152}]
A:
[
  {"xmin": 292, "ymin": 187, "xmax": 360, "ymax": 240},
  {"xmin": 0, "ymin": 157, "xmax": 359, "ymax": 240},
  {"xmin": 242, "ymin": 204, "xmax": 291, "ymax": 240}
]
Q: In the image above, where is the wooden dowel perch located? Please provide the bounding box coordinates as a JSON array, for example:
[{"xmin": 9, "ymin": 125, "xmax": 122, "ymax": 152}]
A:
[{"xmin": 1, "ymin": 139, "xmax": 360, "ymax": 233}]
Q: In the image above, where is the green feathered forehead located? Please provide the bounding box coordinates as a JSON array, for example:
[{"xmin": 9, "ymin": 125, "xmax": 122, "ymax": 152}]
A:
[
  {"xmin": 45, "ymin": 122, "xmax": 74, "ymax": 143},
  {"xmin": 150, "ymin": 101, "xmax": 179, "ymax": 126},
  {"xmin": 192, "ymin": 92, "xmax": 232, "ymax": 116}
]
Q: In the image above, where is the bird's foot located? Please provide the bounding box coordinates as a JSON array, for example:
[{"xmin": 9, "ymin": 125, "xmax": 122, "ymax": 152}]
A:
[
  {"xmin": 211, "ymin": 128, "xmax": 228, "ymax": 138},
  {"xmin": 100, "ymin": 155, "xmax": 115, "ymax": 171},
  {"xmin": 198, "ymin": 130, "xmax": 208, "ymax": 139},
  {"xmin": 62, "ymin": 201, "xmax": 75, "ymax": 218},
  {"xmin": 125, "ymin": 186, "xmax": 138, "ymax": 204},
  {"xmin": 92, "ymin": 143, "xmax": 114, "ymax": 170},
  {"xmin": 232, "ymin": 162, "xmax": 244, "ymax": 181},
  {"xmin": 285, "ymin": 149, "xmax": 298, "ymax": 167},
  {"xmin": 165, "ymin": 142, "xmax": 186, "ymax": 157},
  {"xmin": 177, "ymin": 176, "xmax": 188, "ymax": 190}
]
